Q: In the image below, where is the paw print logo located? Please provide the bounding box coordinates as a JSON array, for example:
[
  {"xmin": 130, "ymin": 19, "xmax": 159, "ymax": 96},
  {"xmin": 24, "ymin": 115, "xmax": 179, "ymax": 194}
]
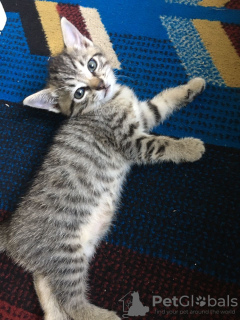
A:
[{"xmin": 195, "ymin": 296, "xmax": 206, "ymax": 307}]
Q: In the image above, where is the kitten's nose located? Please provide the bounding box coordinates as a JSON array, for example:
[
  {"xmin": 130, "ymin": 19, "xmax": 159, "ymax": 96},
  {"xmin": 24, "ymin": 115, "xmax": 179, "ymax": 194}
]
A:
[
  {"xmin": 90, "ymin": 78, "xmax": 105, "ymax": 91},
  {"xmin": 96, "ymin": 79, "xmax": 105, "ymax": 91}
]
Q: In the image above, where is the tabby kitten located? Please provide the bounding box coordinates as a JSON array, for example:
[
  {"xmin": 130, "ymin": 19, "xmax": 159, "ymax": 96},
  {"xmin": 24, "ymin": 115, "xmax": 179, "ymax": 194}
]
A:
[{"xmin": 0, "ymin": 18, "xmax": 205, "ymax": 320}]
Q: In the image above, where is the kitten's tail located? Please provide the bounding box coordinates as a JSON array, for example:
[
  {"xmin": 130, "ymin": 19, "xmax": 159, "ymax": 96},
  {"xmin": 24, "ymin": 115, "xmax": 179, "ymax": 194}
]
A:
[{"xmin": 0, "ymin": 220, "xmax": 8, "ymax": 252}]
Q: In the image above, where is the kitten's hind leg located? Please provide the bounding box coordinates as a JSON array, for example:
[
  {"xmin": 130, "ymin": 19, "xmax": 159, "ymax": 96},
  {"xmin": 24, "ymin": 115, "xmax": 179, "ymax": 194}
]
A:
[
  {"xmin": 34, "ymin": 273, "xmax": 120, "ymax": 320},
  {"xmin": 34, "ymin": 248, "xmax": 120, "ymax": 320},
  {"xmin": 141, "ymin": 78, "xmax": 206, "ymax": 130},
  {"xmin": 33, "ymin": 274, "xmax": 71, "ymax": 320}
]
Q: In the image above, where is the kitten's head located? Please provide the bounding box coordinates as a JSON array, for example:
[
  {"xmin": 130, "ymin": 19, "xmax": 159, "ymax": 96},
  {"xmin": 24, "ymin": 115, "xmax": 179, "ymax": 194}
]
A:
[{"xmin": 23, "ymin": 18, "xmax": 117, "ymax": 116}]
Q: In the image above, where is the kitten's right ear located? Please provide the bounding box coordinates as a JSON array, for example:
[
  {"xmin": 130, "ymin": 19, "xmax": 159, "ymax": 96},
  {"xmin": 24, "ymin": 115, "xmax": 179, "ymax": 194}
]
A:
[
  {"xmin": 61, "ymin": 17, "xmax": 93, "ymax": 49},
  {"xmin": 23, "ymin": 89, "xmax": 60, "ymax": 113}
]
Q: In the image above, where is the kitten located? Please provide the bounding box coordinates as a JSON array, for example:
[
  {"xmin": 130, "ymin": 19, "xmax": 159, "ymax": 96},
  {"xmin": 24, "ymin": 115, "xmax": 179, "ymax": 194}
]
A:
[{"xmin": 0, "ymin": 18, "xmax": 205, "ymax": 320}]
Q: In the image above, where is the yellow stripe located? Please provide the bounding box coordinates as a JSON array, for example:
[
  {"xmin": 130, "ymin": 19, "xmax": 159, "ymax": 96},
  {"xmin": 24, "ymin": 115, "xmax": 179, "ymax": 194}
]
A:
[
  {"xmin": 198, "ymin": 0, "xmax": 229, "ymax": 8},
  {"xmin": 193, "ymin": 19, "xmax": 240, "ymax": 87},
  {"xmin": 35, "ymin": 1, "xmax": 63, "ymax": 56}
]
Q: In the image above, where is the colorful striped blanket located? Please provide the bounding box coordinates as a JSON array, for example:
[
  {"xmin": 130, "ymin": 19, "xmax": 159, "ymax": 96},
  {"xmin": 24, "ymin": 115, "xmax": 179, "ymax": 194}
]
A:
[{"xmin": 0, "ymin": 0, "xmax": 239, "ymax": 319}]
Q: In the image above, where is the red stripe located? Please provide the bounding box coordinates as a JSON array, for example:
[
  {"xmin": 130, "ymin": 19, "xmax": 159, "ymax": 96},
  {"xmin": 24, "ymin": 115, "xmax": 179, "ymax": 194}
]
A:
[
  {"xmin": 0, "ymin": 243, "xmax": 239, "ymax": 319},
  {"xmin": 56, "ymin": 3, "xmax": 91, "ymax": 40},
  {"xmin": 225, "ymin": 0, "xmax": 240, "ymax": 9},
  {"xmin": 89, "ymin": 243, "xmax": 240, "ymax": 319},
  {"xmin": 0, "ymin": 300, "xmax": 41, "ymax": 320},
  {"xmin": 0, "ymin": 253, "xmax": 42, "ymax": 316},
  {"xmin": 221, "ymin": 23, "xmax": 240, "ymax": 57}
]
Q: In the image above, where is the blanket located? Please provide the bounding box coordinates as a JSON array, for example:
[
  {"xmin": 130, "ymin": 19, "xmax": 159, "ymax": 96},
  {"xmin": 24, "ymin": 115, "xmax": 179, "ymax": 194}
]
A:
[{"xmin": 0, "ymin": 0, "xmax": 239, "ymax": 319}]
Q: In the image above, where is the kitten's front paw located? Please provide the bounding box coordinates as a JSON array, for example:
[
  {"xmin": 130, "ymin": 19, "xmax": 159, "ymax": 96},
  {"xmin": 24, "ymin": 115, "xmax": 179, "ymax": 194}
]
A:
[
  {"xmin": 186, "ymin": 78, "xmax": 206, "ymax": 101},
  {"xmin": 180, "ymin": 138, "xmax": 205, "ymax": 162}
]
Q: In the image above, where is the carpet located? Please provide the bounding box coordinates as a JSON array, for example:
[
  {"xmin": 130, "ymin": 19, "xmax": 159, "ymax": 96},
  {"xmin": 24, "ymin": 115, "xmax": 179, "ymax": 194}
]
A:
[{"xmin": 0, "ymin": 0, "xmax": 240, "ymax": 319}]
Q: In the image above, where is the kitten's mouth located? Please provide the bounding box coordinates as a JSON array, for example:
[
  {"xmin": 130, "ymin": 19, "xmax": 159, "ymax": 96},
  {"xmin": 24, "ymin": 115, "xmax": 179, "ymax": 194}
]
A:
[{"xmin": 104, "ymin": 85, "xmax": 111, "ymax": 98}]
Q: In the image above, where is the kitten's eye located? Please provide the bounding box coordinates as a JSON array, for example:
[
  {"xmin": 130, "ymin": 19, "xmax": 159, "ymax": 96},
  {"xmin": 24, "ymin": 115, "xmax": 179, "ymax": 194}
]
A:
[
  {"xmin": 74, "ymin": 88, "xmax": 85, "ymax": 99},
  {"xmin": 88, "ymin": 59, "xmax": 97, "ymax": 73}
]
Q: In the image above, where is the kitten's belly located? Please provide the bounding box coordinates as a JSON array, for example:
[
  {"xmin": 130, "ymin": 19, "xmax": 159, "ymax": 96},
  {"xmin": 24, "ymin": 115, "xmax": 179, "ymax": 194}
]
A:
[
  {"xmin": 80, "ymin": 196, "xmax": 114, "ymax": 258},
  {"xmin": 79, "ymin": 165, "xmax": 129, "ymax": 258}
]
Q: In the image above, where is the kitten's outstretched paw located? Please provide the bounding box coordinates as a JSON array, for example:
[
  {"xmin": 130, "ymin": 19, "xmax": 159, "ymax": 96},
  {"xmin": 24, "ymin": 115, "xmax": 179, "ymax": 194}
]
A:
[
  {"xmin": 180, "ymin": 138, "xmax": 205, "ymax": 162},
  {"xmin": 186, "ymin": 78, "xmax": 206, "ymax": 102}
]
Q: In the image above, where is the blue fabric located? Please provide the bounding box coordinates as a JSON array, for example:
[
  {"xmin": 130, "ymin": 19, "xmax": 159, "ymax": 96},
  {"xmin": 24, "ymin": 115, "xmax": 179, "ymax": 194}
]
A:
[
  {"xmin": 106, "ymin": 146, "xmax": 240, "ymax": 283},
  {"xmin": 0, "ymin": 13, "xmax": 48, "ymax": 103},
  {"xmin": 0, "ymin": 101, "xmax": 63, "ymax": 212}
]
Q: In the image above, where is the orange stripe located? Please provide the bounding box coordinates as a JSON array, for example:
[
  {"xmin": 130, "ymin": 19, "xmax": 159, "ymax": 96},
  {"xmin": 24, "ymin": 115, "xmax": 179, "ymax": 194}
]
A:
[
  {"xmin": 198, "ymin": 0, "xmax": 229, "ymax": 7},
  {"xmin": 35, "ymin": 1, "xmax": 64, "ymax": 56}
]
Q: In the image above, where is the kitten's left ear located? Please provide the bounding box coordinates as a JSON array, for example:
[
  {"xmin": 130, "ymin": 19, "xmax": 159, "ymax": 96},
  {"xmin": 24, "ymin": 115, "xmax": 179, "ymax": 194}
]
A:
[
  {"xmin": 61, "ymin": 17, "xmax": 93, "ymax": 49},
  {"xmin": 23, "ymin": 88, "xmax": 60, "ymax": 113}
]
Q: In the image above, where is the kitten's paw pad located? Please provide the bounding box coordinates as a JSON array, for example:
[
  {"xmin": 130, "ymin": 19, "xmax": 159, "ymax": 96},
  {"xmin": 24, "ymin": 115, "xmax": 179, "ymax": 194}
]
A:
[
  {"xmin": 181, "ymin": 138, "xmax": 205, "ymax": 162},
  {"xmin": 186, "ymin": 78, "xmax": 206, "ymax": 101}
]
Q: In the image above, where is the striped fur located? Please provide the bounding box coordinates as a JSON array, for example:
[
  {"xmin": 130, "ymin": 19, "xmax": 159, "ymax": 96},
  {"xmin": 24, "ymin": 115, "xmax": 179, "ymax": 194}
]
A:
[{"xmin": 0, "ymin": 18, "xmax": 206, "ymax": 320}]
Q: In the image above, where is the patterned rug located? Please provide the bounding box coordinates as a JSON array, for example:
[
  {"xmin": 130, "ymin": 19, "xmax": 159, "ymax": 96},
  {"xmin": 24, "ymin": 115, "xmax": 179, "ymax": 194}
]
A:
[{"xmin": 0, "ymin": 0, "xmax": 239, "ymax": 319}]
